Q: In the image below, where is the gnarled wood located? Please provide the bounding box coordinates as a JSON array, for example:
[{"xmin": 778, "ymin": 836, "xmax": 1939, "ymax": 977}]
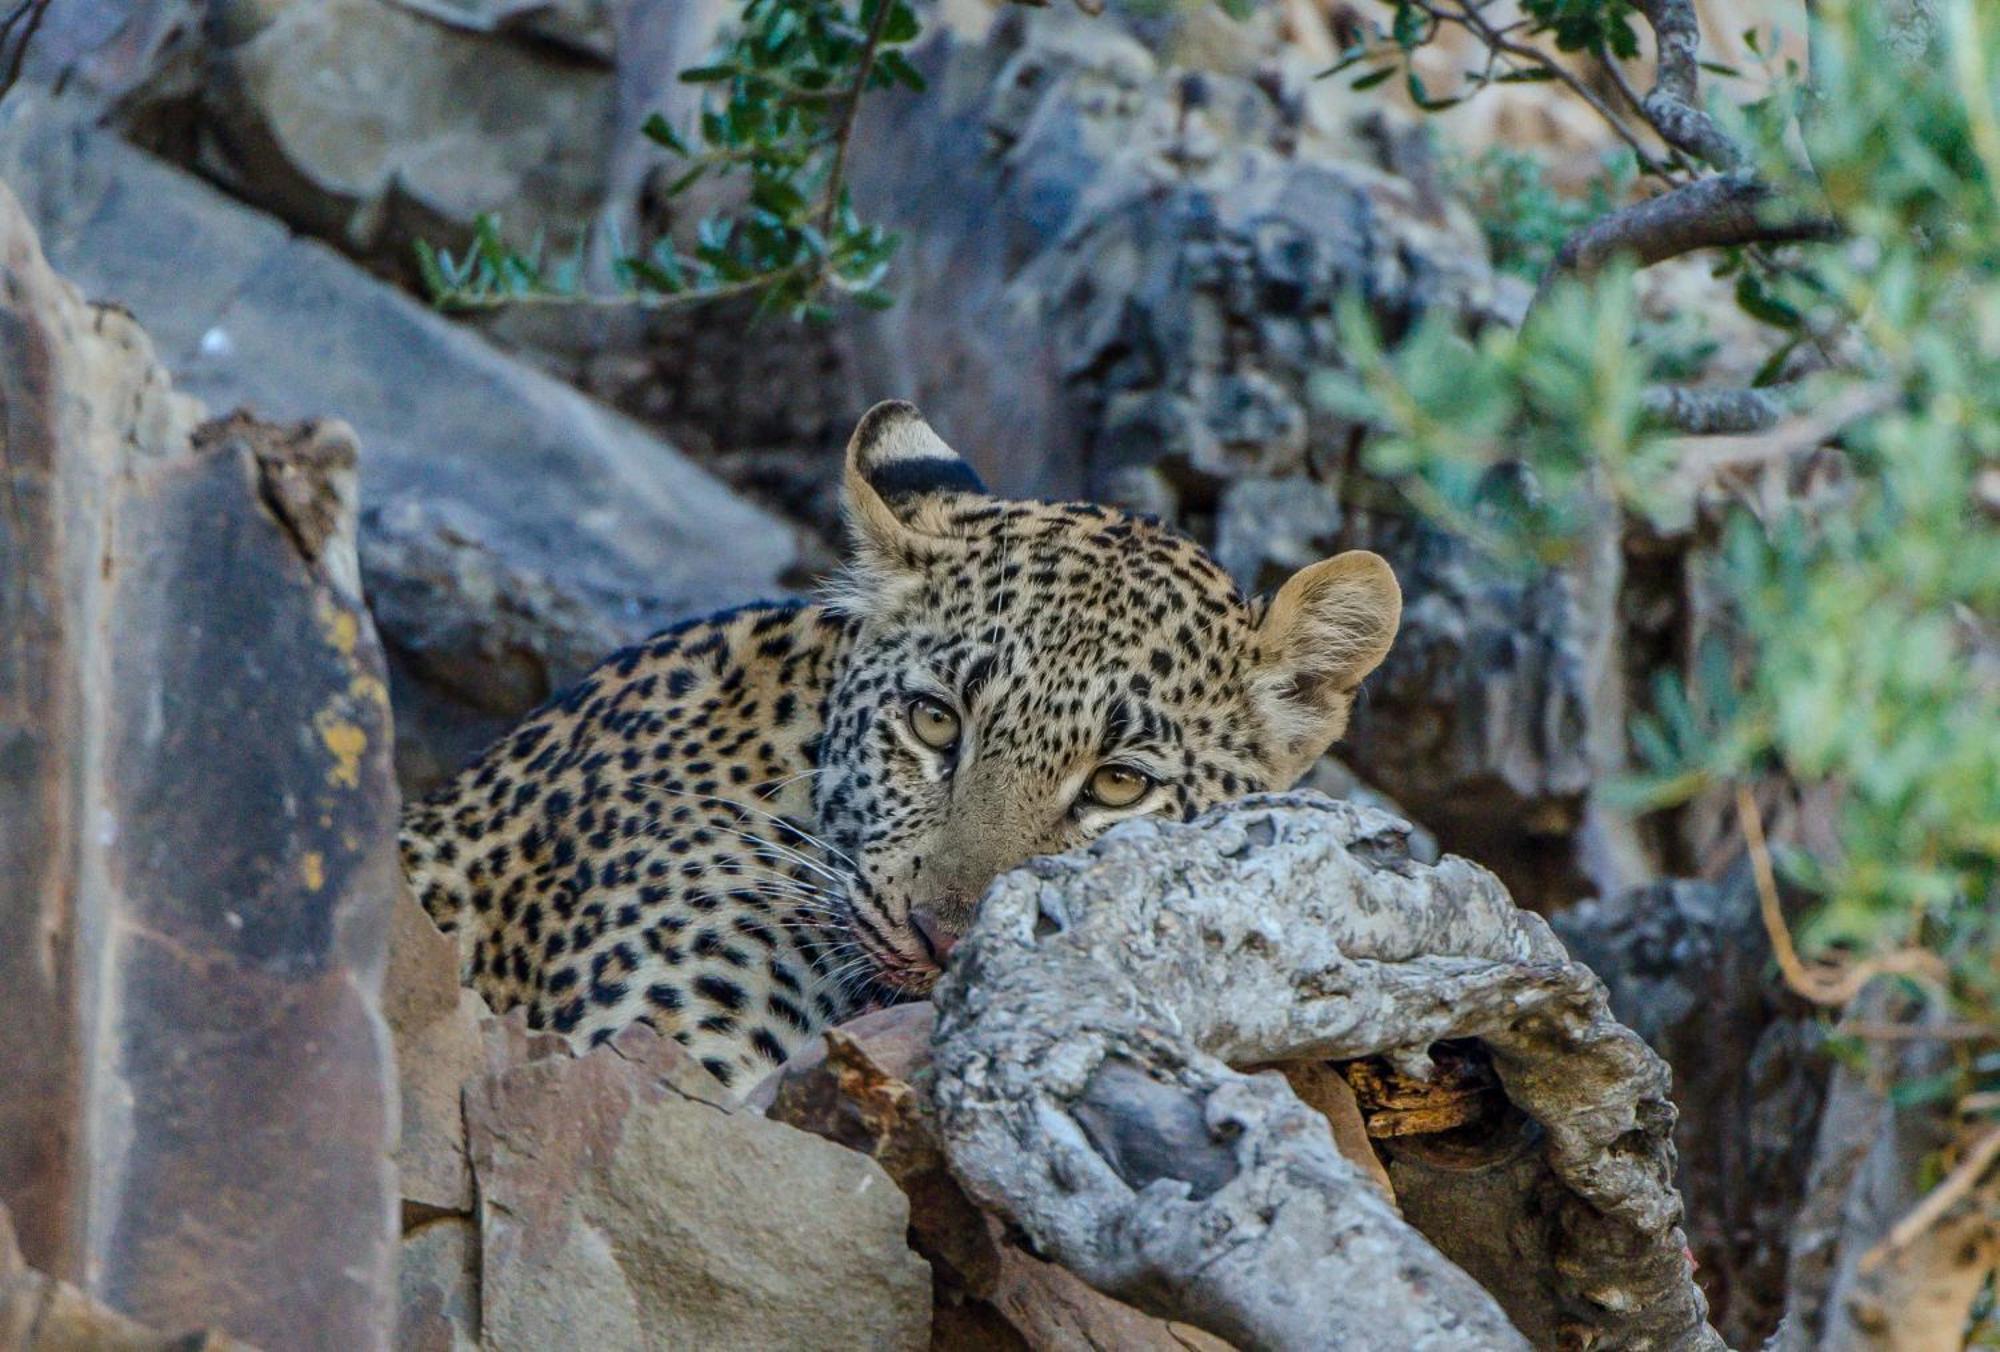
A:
[{"xmin": 931, "ymin": 794, "xmax": 1722, "ymax": 1349}]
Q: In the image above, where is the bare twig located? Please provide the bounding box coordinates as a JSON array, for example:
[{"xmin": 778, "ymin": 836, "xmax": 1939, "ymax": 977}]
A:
[
  {"xmin": 1737, "ymin": 784, "xmax": 1949, "ymax": 1007},
  {"xmin": 817, "ymin": 0, "xmax": 899, "ymax": 246},
  {"xmin": 1599, "ymin": 48, "xmax": 1654, "ymax": 129},
  {"xmin": 1858, "ymin": 1126, "xmax": 2000, "ymax": 1274},
  {"xmin": 1838, "ymin": 1021, "xmax": 1994, "ymax": 1042},
  {"xmin": 431, "ymin": 265, "xmax": 806, "ymax": 313},
  {"xmin": 1654, "ymin": 381, "xmax": 1894, "ymax": 481}
]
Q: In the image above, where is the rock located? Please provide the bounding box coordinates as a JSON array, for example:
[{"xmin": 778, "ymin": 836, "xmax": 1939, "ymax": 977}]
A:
[
  {"xmin": 1, "ymin": 1202, "xmax": 260, "ymax": 1350},
  {"xmin": 361, "ymin": 495, "xmax": 631, "ymax": 789},
  {"xmin": 383, "ymin": 889, "xmax": 931, "ymax": 1351},
  {"xmin": 1211, "ymin": 473, "xmax": 1345, "ymax": 592},
  {"xmin": 0, "ymin": 178, "xmax": 398, "ymax": 1347},
  {"xmin": 1336, "ymin": 509, "xmax": 1599, "ymax": 909},
  {"xmin": 383, "ymin": 888, "xmax": 487, "ymax": 1350},
  {"xmin": 396, "ymin": 1216, "xmax": 482, "ymax": 1352},
  {"xmin": 111, "ymin": 0, "xmax": 730, "ymax": 281},
  {"xmin": 0, "ymin": 95, "xmax": 800, "ymax": 796},
  {"xmin": 765, "ymin": 1005, "xmax": 1228, "ymax": 1352},
  {"xmin": 467, "ymin": 1022, "xmax": 930, "ymax": 1350},
  {"xmin": 839, "ymin": 5, "xmax": 1498, "ymax": 499},
  {"xmin": 385, "ymin": 885, "xmax": 490, "ymax": 1221}
]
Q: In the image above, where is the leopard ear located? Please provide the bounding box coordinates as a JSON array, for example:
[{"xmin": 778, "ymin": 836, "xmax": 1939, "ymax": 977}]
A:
[
  {"xmin": 842, "ymin": 401, "xmax": 990, "ymax": 555},
  {"xmin": 1250, "ymin": 550, "xmax": 1401, "ymax": 780}
]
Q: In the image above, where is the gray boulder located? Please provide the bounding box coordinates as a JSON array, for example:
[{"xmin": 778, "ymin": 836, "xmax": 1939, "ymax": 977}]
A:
[{"xmin": 0, "ymin": 96, "xmax": 799, "ymax": 792}]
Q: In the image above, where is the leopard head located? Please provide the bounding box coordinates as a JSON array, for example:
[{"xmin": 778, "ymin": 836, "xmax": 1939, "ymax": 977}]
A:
[{"xmin": 813, "ymin": 401, "xmax": 1401, "ymax": 991}]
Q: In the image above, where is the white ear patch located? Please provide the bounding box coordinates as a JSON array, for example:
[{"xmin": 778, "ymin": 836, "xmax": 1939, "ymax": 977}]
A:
[
  {"xmin": 846, "ymin": 401, "xmax": 986, "ymax": 507},
  {"xmin": 826, "ymin": 401, "xmax": 989, "ymax": 620}
]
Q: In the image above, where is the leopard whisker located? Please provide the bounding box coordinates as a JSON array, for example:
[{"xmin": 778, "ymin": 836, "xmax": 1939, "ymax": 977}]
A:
[
  {"xmin": 700, "ymin": 792, "xmax": 862, "ymax": 872},
  {"xmin": 706, "ymin": 825, "xmax": 854, "ymax": 890}
]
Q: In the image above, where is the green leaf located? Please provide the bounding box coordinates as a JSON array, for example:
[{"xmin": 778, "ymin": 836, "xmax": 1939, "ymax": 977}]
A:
[
  {"xmin": 1889, "ymin": 1071, "xmax": 1963, "ymax": 1108},
  {"xmin": 1735, "ymin": 270, "xmax": 1805, "ymax": 330},
  {"xmin": 1216, "ymin": 0, "xmax": 1257, "ymax": 20},
  {"xmin": 1607, "ymin": 17, "xmax": 1640, "ymax": 60},
  {"xmin": 1350, "ymin": 65, "xmax": 1397, "ymax": 91},
  {"xmin": 877, "ymin": 50, "xmax": 926, "ymax": 91},
  {"xmin": 413, "ymin": 239, "xmax": 450, "ymax": 300},
  {"xmin": 1405, "ymin": 70, "xmax": 1460, "ymax": 111},
  {"xmin": 641, "ymin": 112, "xmax": 689, "ymax": 155},
  {"xmin": 624, "ymin": 255, "xmax": 686, "ymax": 294},
  {"xmin": 679, "ymin": 64, "xmax": 738, "ymax": 83},
  {"xmin": 881, "ymin": 0, "xmax": 919, "ymax": 44},
  {"xmin": 1392, "ymin": 1, "xmax": 1424, "ymax": 51},
  {"xmin": 1316, "ymin": 45, "xmax": 1371, "ymax": 79}
]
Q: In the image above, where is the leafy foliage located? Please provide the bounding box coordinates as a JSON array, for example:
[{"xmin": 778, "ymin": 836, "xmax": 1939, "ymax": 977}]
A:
[
  {"xmin": 1519, "ymin": 0, "xmax": 1639, "ymax": 60},
  {"xmin": 1324, "ymin": 0, "xmax": 1672, "ymax": 164},
  {"xmin": 418, "ymin": 0, "xmax": 922, "ymax": 319},
  {"xmin": 1321, "ymin": 0, "xmax": 2000, "ymax": 1113},
  {"xmin": 1449, "ymin": 146, "xmax": 1635, "ymax": 279}
]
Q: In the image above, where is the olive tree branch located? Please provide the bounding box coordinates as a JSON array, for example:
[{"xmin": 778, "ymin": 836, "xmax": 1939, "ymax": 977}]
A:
[
  {"xmin": 816, "ymin": 0, "xmax": 899, "ymax": 255},
  {"xmin": 1537, "ymin": 172, "xmax": 1839, "ymax": 299},
  {"xmin": 1634, "ymin": 0, "xmax": 1742, "ymax": 168},
  {"xmin": 1639, "ymin": 383, "xmax": 1791, "ymax": 435},
  {"xmin": 1414, "ymin": 0, "xmax": 1670, "ymax": 176}
]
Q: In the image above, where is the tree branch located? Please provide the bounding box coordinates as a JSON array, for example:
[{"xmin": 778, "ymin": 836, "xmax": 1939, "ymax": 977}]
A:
[
  {"xmin": 816, "ymin": 0, "xmax": 899, "ymax": 246},
  {"xmin": 1635, "ymin": 0, "xmax": 1742, "ymax": 168},
  {"xmin": 1422, "ymin": 0, "xmax": 1668, "ymax": 175},
  {"xmin": 1539, "ymin": 172, "xmax": 1839, "ymax": 298},
  {"xmin": 1642, "ymin": 382, "xmax": 1792, "ymax": 435}
]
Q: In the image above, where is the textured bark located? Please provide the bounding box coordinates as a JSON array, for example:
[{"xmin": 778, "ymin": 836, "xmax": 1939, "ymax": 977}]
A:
[
  {"xmin": 1557, "ymin": 871, "xmax": 1828, "ymax": 1347},
  {"xmin": 931, "ymin": 794, "xmax": 1721, "ymax": 1350},
  {"xmin": 763, "ymin": 1003, "xmax": 1232, "ymax": 1352}
]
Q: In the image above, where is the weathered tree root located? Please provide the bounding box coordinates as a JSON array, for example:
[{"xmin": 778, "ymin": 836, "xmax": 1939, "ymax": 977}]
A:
[{"xmin": 931, "ymin": 793, "xmax": 1724, "ymax": 1349}]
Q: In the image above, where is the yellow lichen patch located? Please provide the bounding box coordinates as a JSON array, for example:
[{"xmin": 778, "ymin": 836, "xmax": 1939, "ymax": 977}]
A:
[
  {"xmin": 348, "ymin": 672, "xmax": 390, "ymax": 709},
  {"xmin": 301, "ymin": 851, "xmax": 325, "ymax": 892},
  {"xmin": 319, "ymin": 716, "xmax": 367, "ymax": 789},
  {"xmin": 318, "ymin": 597, "xmax": 361, "ymax": 656}
]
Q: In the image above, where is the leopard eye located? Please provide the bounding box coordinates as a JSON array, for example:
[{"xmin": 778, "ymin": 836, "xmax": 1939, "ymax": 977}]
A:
[
  {"xmin": 908, "ymin": 694, "xmax": 962, "ymax": 751},
  {"xmin": 1083, "ymin": 763, "xmax": 1153, "ymax": 809}
]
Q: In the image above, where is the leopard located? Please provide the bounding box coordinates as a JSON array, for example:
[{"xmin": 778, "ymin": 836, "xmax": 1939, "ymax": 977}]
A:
[{"xmin": 400, "ymin": 400, "xmax": 1402, "ymax": 1096}]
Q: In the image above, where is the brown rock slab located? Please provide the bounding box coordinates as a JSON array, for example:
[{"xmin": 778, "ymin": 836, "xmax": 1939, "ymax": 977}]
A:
[
  {"xmin": 0, "ymin": 175, "xmax": 399, "ymax": 1346},
  {"xmin": 467, "ymin": 1022, "xmax": 929, "ymax": 1350},
  {"xmin": 396, "ymin": 1215, "xmax": 481, "ymax": 1352},
  {"xmin": 386, "ymin": 884, "xmax": 490, "ymax": 1220},
  {"xmin": 2, "ymin": 1200, "xmax": 259, "ymax": 1350}
]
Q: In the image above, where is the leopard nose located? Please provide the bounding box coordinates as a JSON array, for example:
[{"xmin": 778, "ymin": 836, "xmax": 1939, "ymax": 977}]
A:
[{"xmin": 908, "ymin": 905, "xmax": 960, "ymax": 966}]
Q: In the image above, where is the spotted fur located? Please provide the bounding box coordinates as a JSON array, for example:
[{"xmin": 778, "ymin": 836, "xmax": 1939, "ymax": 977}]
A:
[{"xmin": 401, "ymin": 402, "xmax": 1401, "ymax": 1095}]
